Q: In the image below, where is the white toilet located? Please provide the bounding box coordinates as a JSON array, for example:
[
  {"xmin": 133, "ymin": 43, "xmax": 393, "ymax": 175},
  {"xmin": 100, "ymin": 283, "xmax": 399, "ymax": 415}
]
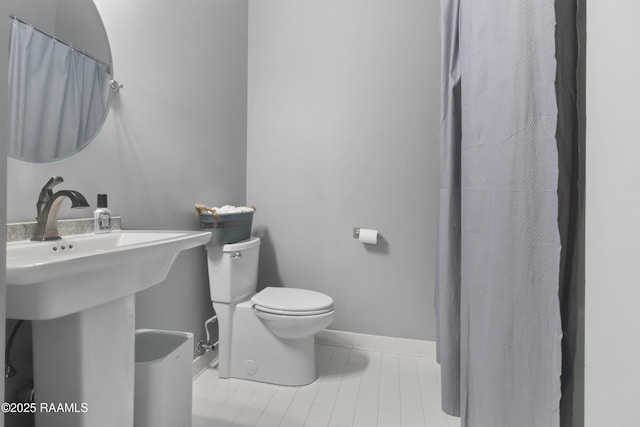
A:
[{"xmin": 206, "ymin": 237, "xmax": 334, "ymax": 386}]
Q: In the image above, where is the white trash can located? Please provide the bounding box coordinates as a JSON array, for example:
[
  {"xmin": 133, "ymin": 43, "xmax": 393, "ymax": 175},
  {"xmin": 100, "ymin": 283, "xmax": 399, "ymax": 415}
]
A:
[{"xmin": 135, "ymin": 329, "xmax": 193, "ymax": 427}]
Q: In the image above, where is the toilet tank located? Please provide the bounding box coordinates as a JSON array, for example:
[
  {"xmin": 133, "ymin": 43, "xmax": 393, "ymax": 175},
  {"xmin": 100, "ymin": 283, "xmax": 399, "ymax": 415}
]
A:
[{"xmin": 206, "ymin": 237, "xmax": 260, "ymax": 303}]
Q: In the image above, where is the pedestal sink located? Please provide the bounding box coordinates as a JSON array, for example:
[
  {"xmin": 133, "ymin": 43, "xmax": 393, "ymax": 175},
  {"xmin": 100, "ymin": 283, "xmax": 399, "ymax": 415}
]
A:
[{"xmin": 6, "ymin": 230, "xmax": 212, "ymax": 427}]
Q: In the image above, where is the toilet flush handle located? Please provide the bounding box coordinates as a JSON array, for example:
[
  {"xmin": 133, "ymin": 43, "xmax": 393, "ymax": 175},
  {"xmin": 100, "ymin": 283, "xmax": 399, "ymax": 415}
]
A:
[{"xmin": 231, "ymin": 251, "xmax": 242, "ymax": 260}]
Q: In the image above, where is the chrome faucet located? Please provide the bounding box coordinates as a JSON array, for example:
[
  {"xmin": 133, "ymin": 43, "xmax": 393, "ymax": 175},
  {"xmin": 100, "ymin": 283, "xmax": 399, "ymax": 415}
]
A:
[{"xmin": 32, "ymin": 176, "xmax": 89, "ymax": 241}]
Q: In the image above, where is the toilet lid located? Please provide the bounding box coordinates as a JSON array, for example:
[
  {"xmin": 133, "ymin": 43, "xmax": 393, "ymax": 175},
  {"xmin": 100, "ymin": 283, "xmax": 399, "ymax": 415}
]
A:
[{"xmin": 251, "ymin": 287, "xmax": 334, "ymax": 314}]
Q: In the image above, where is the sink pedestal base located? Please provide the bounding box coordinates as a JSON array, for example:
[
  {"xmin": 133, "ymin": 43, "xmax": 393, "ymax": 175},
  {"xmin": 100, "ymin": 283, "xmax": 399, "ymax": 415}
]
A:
[{"xmin": 32, "ymin": 295, "xmax": 135, "ymax": 427}]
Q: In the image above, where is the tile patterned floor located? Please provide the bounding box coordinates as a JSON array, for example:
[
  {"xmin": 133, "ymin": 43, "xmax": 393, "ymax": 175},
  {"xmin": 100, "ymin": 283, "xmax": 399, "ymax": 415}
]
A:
[{"xmin": 192, "ymin": 344, "xmax": 461, "ymax": 427}]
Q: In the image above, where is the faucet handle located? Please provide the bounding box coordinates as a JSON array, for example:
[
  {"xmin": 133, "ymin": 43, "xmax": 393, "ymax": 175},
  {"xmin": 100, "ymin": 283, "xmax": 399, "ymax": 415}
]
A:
[
  {"xmin": 42, "ymin": 176, "xmax": 64, "ymax": 191},
  {"xmin": 36, "ymin": 176, "xmax": 64, "ymax": 216}
]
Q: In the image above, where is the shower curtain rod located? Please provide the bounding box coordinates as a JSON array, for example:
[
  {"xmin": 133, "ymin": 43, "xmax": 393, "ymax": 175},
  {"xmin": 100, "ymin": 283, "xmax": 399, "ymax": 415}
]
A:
[{"xmin": 10, "ymin": 15, "xmax": 111, "ymax": 73}]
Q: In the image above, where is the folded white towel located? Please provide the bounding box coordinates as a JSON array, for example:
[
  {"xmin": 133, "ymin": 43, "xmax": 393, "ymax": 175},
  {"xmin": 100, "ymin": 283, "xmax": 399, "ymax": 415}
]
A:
[
  {"xmin": 216, "ymin": 205, "xmax": 254, "ymax": 214},
  {"xmin": 195, "ymin": 203, "xmax": 255, "ymax": 216}
]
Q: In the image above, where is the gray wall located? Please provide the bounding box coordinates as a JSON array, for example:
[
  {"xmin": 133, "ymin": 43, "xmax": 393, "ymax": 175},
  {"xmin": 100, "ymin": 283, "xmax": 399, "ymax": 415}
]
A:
[
  {"xmin": 4, "ymin": 0, "xmax": 248, "ymax": 419},
  {"xmin": 246, "ymin": 0, "xmax": 440, "ymax": 340},
  {"xmin": 585, "ymin": 0, "xmax": 640, "ymax": 425}
]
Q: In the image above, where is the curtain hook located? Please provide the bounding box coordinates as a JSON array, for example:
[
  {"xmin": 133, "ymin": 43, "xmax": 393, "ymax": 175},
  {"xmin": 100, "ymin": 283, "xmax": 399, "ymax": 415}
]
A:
[{"xmin": 109, "ymin": 80, "xmax": 123, "ymax": 95}]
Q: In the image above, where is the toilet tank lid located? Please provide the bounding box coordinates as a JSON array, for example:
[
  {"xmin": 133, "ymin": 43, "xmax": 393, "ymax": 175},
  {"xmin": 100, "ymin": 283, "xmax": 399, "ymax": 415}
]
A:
[
  {"xmin": 252, "ymin": 287, "xmax": 334, "ymax": 312},
  {"xmin": 207, "ymin": 236, "xmax": 260, "ymax": 252}
]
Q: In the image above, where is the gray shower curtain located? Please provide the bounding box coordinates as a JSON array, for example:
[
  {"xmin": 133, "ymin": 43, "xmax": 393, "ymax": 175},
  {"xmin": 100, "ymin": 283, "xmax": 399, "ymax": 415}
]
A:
[{"xmin": 435, "ymin": 0, "xmax": 580, "ymax": 425}]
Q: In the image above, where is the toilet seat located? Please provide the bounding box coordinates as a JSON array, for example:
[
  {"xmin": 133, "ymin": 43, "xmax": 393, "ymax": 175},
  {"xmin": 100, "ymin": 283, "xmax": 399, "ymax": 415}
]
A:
[
  {"xmin": 254, "ymin": 305, "xmax": 334, "ymax": 316},
  {"xmin": 252, "ymin": 287, "xmax": 334, "ymax": 316}
]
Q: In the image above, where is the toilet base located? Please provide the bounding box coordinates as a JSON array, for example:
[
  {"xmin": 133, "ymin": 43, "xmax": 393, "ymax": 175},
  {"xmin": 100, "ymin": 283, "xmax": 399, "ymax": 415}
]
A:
[{"xmin": 221, "ymin": 301, "xmax": 317, "ymax": 386}]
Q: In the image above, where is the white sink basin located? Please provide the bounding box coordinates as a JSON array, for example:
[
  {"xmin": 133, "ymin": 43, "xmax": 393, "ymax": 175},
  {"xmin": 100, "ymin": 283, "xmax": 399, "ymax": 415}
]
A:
[{"xmin": 6, "ymin": 229, "xmax": 212, "ymax": 320}]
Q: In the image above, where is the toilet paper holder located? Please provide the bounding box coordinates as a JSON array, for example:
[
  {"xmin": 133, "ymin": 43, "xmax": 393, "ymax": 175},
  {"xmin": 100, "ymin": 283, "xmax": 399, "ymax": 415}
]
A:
[
  {"xmin": 353, "ymin": 227, "xmax": 379, "ymax": 245},
  {"xmin": 353, "ymin": 227, "xmax": 377, "ymax": 239}
]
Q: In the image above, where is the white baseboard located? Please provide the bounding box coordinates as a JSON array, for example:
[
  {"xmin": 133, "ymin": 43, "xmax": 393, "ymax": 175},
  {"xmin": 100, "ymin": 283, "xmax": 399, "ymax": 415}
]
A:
[
  {"xmin": 192, "ymin": 347, "xmax": 218, "ymax": 380},
  {"xmin": 315, "ymin": 329, "xmax": 436, "ymax": 358}
]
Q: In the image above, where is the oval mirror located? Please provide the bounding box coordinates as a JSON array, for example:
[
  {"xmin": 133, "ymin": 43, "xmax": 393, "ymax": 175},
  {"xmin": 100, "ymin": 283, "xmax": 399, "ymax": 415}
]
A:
[{"xmin": 7, "ymin": 0, "xmax": 113, "ymax": 163}]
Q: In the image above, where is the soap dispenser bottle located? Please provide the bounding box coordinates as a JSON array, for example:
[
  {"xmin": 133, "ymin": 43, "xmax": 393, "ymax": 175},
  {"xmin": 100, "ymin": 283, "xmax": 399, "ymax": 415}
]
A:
[{"xmin": 94, "ymin": 194, "xmax": 112, "ymax": 234}]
